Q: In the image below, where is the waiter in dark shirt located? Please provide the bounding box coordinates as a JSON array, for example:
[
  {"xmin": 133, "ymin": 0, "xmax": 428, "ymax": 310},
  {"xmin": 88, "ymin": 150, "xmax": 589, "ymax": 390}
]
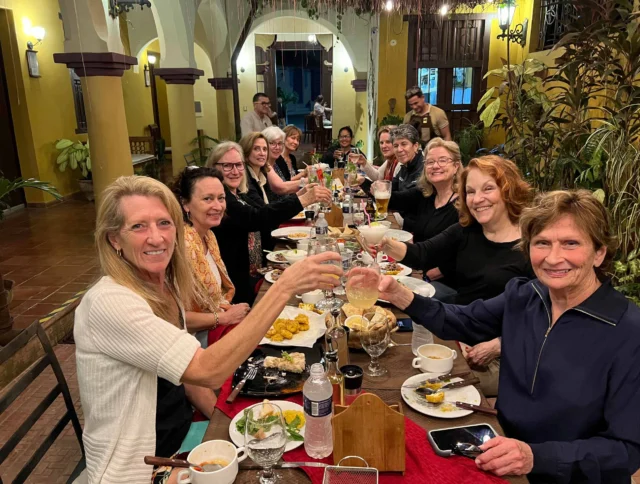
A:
[{"xmin": 403, "ymin": 86, "xmax": 451, "ymax": 146}]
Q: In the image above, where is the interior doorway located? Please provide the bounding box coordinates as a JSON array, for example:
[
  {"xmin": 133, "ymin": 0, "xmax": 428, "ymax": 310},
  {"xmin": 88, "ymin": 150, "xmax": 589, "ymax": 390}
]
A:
[
  {"xmin": 0, "ymin": 22, "xmax": 23, "ymax": 211},
  {"xmin": 275, "ymin": 44, "xmax": 322, "ymax": 129}
]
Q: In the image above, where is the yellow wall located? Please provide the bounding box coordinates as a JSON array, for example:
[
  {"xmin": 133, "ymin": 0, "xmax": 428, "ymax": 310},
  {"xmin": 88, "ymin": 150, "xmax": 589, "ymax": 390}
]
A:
[
  {"xmin": 377, "ymin": 12, "xmax": 409, "ymax": 122},
  {"xmin": 121, "ymin": 49, "xmax": 155, "ymax": 136},
  {"xmin": 331, "ymin": 41, "xmax": 357, "ymax": 143},
  {"xmin": 194, "ymin": 43, "xmax": 218, "ymax": 139},
  {"xmin": 376, "ymin": 1, "xmax": 534, "ymax": 149},
  {"xmin": 0, "ymin": 2, "xmax": 87, "ymax": 203}
]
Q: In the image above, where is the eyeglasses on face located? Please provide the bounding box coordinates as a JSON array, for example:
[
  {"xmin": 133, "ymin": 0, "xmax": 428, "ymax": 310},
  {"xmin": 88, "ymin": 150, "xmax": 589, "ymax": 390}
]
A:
[
  {"xmin": 269, "ymin": 142, "xmax": 284, "ymax": 148},
  {"xmin": 425, "ymin": 157, "xmax": 454, "ymax": 167},
  {"xmin": 255, "ymin": 101, "xmax": 271, "ymax": 106},
  {"xmin": 218, "ymin": 162, "xmax": 245, "ymax": 173}
]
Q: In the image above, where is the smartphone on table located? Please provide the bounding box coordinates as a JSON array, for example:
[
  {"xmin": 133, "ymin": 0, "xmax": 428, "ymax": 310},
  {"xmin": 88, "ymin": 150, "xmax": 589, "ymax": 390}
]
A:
[{"xmin": 428, "ymin": 424, "xmax": 497, "ymax": 457}]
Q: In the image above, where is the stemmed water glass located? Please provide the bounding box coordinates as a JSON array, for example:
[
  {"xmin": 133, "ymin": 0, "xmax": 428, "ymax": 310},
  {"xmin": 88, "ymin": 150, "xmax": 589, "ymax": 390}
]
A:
[
  {"xmin": 244, "ymin": 402, "xmax": 288, "ymax": 484},
  {"xmin": 308, "ymin": 237, "xmax": 343, "ymax": 311},
  {"xmin": 360, "ymin": 309, "xmax": 390, "ymax": 377},
  {"xmin": 345, "ymin": 260, "xmax": 380, "ymax": 311}
]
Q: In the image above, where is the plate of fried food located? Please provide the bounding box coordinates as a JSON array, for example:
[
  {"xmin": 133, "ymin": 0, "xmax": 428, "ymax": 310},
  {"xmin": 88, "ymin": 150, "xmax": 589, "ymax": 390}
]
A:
[
  {"xmin": 265, "ymin": 269, "xmax": 283, "ymax": 284},
  {"xmin": 380, "ymin": 261, "xmax": 412, "ymax": 277},
  {"xmin": 260, "ymin": 306, "xmax": 327, "ymax": 348},
  {"xmin": 291, "ymin": 211, "xmax": 306, "ymax": 220},
  {"xmin": 266, "ymin": 250, "xmax": 288, "ymax": 264}
]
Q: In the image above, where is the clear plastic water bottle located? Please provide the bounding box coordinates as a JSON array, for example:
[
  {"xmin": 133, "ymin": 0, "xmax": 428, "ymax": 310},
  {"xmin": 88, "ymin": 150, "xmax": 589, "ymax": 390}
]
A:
[
  {"xmin": 303, "ymin": 363, "xmax": 334, "ymax": 459},
  {"xmin": 315, "ymin": 212, "xmax": 329, "ymax": 237},
  {"xmin": 412, "ymin": 322, "xmax": 434, "ymax": 356}
]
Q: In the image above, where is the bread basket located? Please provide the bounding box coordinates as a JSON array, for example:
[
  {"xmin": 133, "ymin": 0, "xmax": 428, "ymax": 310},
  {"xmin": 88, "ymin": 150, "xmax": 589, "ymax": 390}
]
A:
[{"xmin": 326, "ymin": 304, "xmax": 398, "ymax": 349}]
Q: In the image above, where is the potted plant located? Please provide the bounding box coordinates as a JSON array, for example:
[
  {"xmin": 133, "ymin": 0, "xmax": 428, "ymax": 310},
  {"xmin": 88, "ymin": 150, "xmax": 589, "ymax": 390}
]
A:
[
  {"xmin": 55, "ymin": 139, "xmax": 93, "ymax": 200},
  {"xmin": 189, "ymin": 134, "xmax": 219, "ymax": 167},
  {"xmin": 0, "ymin": 176, "xmax": 62, "ymax": 340}
]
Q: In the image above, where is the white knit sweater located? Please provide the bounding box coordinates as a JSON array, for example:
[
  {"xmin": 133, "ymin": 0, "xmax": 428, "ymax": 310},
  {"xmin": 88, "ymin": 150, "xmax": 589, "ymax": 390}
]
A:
[{"xmin": 74, "ymin": 277, "xmax": 201, "ymax": 483}]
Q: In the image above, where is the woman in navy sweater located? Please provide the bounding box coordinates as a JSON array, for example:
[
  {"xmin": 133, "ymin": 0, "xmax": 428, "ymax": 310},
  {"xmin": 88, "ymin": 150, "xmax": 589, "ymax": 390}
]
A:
[{"xmin": 379, "ymin": 190, "xmax": 640, "ymax": 483}]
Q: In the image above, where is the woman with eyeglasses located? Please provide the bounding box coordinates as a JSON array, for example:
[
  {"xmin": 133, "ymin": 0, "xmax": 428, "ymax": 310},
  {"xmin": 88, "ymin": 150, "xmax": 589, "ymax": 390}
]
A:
[
  {"xmin": 373, "ymin": 137, "xmax": 461, "ymax": 284},
  {"xmin": 207, "ymin": 142, "xmax": 332, "ymax": 304},
  {"xmin": 377, "ymin": 155, "xmax": 534, "ymax": 396},
  {"xmin": 321, "ymin": 126, "xmax": 363, "ymax": 169}
]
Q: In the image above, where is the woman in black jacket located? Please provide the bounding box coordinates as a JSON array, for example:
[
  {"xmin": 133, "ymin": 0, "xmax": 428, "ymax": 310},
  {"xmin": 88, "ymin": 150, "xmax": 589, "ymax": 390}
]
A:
[
  {"xmin": 380, "ymin": 155, "xmax": 533, "ymax": 396},
  {"xmin": 207, "ymin": 141, "xmax": 332, "ymax": 304}
]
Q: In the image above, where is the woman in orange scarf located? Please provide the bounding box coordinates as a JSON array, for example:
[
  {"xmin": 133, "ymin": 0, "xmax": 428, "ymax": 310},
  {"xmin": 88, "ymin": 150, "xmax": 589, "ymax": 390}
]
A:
[{"xmin": 173, "ymin": 167, "xmax": 250, "ymax": 346}]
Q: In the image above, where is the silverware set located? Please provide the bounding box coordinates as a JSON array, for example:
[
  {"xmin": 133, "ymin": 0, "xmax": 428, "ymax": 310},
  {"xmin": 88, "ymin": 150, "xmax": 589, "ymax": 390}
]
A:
[{"xmin": 226, "ymin": 364, "xmax": 258, "ymax": 403}]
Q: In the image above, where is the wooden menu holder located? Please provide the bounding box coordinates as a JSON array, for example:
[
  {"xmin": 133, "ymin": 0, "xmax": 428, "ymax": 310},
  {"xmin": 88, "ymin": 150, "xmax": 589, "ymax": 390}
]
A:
[
  {"xmin": 332, "ymin": 393, "xmax": 406, "ymax": 473},
  {"xmin": 324, "ymin": 203, "xmax": 344, "ymax": 227}
]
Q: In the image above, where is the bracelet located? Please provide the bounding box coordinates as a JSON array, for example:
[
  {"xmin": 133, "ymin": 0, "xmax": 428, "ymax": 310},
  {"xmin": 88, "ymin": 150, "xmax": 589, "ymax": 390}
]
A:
[{"xmin": 212, "ymin": 311, "xmax": 219, "ymax": 329}]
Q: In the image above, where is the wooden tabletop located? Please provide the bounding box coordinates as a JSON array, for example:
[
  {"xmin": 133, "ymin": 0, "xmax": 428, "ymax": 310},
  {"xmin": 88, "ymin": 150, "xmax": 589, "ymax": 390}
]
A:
[{"xmin": 203, "ymin": 215, "xmax": 528, "ymax": 483}]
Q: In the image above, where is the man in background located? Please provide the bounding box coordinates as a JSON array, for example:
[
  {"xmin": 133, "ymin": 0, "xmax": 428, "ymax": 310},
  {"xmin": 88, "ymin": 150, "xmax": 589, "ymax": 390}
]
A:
[
  {"xmin": 403, "ymin": 86, "xmax": 451, "ymax": 144},
  {"xmin": 241, "ymin": 92, "xmax": 273, "ymax": 136}
]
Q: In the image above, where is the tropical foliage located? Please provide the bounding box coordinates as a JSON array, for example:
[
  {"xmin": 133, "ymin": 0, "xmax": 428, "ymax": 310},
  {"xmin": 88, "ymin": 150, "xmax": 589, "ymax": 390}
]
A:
[
  {"xmin": 55, "ymin": 139, "xmax": 92, "ymax": 179},
  {"xmin": 477, "ymin": 0, "xmax": 640, "ymax": 301},
  {"xmin": 0, "ymin": 177, "xmax": 62, "ymax": 219}
]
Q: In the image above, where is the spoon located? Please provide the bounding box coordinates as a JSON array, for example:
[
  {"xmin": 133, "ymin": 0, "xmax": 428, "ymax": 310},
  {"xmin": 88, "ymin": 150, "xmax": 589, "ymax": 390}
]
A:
[{"xmin": 144, "ymin": 456, "xmax": 223, "ymax": 472}]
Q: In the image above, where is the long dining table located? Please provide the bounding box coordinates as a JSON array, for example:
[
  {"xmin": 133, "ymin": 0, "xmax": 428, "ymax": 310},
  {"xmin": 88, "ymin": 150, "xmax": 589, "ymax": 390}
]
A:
[{"xmin": 203, "ymin": 212, "xmax": 528, "ymax": 484}]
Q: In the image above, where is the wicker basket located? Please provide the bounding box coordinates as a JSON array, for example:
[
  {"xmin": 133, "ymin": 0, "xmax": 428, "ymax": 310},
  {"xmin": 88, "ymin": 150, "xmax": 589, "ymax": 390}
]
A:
[{"xmin": 326, "ymin": 306, "xmax": 397, "ymax": 349}]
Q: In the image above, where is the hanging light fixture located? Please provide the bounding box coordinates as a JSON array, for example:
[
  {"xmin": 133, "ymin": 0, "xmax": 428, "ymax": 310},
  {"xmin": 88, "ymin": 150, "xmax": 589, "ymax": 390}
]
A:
[
  {"xmin": 384, "ymin": 0, "xmax": 394, "ymax": 11},
  {"xmin": 496, "ymin": 0, "xmax": 528, "ymax": 46},
  {"xmin": 108, "ymin": 0, "xmax": 152, "ymax": 19}
]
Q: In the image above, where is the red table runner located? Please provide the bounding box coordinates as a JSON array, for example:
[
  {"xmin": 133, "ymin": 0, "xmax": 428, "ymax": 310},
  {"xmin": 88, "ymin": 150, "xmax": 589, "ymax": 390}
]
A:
[{"xmin": 214, "ymin": 377, "xmax": 506, "ymax": 484}]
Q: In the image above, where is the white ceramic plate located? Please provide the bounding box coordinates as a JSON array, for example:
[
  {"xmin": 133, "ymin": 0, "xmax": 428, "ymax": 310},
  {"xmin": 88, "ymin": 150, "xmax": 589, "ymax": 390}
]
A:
[
  {"xmin": 291, "ymin": 211, "xmax": 306, "ymax": 220},
  {"xmin": 380, "ymin": 262, "xmax": 412, "ymax": 277},
  {"xmin": 265, "ymin": 269, "xmax": 283, "ymax": 284},
  {"xmin": 266, "ymin": 250, "xmax": 289, "ymax": 264},
  {"xmin": 385, "ymin": 229, "xmax": 413, "ymax": 243},
  {"xmin": 259, "ymin": 306, "xmax": 327, "ymax": 348},
  {"xmin": 379, "ymin": 276, "xmax": 435, "ymax": 303},
  {"xmin": 401, "ymin": 373, "xmax": 482, "ymax": 419},
  {"xmin": 229, "ymin": 400, "xmax": 305, "ymax": 452},
  {"xmin": 271, "ymin": 227, "xmax": 315, "ymax": 240}
]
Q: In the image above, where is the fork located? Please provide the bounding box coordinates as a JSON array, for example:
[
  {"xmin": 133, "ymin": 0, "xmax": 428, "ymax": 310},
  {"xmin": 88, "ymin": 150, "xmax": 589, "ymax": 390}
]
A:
[{"xmin": 226, "ymin": 365, "xmax": 258, "ymax": 403}]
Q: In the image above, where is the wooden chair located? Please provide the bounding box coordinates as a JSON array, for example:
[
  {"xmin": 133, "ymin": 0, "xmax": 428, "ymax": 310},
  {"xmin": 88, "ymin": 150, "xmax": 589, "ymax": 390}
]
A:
[
  {"xmin": 129, "ymin": 136, "xmax": 155, "ymax": 155},
  {"xmin": 314, "ymin": 114, "xmax": 331, "ymax": 152},
  {"xmin": 0, "ymin": 321, "xmax": 85, "ymax": 483},
  {"xmin": 303, "ymin": 114, "xmax": 315, "ymax": 143}
]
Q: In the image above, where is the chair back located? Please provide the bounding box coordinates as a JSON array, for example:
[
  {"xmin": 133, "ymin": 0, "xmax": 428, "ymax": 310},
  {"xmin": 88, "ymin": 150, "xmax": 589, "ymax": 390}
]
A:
[
  {"xmin": 0, "ymin": 322, "xmax": 85, "ymax": 483},
  {"xmin": 129, "ymin": 137, "xmax": 154, "ymax": 155}
]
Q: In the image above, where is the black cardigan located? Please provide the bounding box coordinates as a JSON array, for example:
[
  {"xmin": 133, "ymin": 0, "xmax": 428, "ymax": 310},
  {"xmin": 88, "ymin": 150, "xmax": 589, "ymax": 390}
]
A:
[
  {"xmin": 213, "ymin": 186, "xmax": 303, "ymax": 304},
  {"xmin": 403, "ymin": 222, "xmax": 533, "ymax": 304}
]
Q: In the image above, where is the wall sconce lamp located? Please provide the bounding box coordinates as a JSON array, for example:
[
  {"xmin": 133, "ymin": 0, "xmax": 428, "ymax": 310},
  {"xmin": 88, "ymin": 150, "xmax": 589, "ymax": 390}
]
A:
[
  {"xmin": 26, "ymin": 26, "xmax": 45, "ymax": 78},
  {"xmin": 496, "ymin": 0, "xmax": 528, "ymax": 47},
  {"xmin": 144, "ymin": 64, "xmax": 151, "ymax": 87},
  {"xmin": 147, "ymin": 54, "xmax": 157, "ymax": 65}
]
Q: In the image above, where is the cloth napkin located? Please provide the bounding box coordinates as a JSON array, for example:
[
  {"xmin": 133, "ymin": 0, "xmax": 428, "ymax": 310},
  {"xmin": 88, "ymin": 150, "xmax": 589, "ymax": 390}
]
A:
[{"xmin": 214, "ymin": 378, "xmax": 507, "ymax": 484}]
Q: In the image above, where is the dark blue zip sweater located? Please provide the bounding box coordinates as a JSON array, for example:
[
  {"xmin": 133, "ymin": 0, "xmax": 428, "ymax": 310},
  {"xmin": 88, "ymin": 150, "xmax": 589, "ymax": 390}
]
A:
[{"xmin": 404, "ymin": 277, "xmax": 640, "ymax": 483}]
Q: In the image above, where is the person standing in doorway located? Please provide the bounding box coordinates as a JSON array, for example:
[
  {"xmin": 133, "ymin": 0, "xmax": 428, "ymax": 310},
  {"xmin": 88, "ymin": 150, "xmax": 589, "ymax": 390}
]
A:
[
  {"xmin": 403, "ymin": 86, "xmax": 451, "ymax": 144},
  {"xmin": 241, "ymin": 93, "xmax": 273, "ymax": 136}
]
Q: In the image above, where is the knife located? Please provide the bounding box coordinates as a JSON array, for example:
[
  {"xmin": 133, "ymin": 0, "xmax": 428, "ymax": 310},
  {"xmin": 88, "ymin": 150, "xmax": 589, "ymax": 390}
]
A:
[
  {"xmin": 240, "ymin": 461, "xmax": 328, "ymax": 470},
  {"xmin": 453, "ymin": 401, "xmax": 498, "ymax": 416}
]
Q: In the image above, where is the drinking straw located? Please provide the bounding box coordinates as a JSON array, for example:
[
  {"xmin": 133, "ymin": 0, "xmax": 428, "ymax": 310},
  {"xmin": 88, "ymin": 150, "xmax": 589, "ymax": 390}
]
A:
[{"xmin": 365, "ymin": 210, "xmax": 371, "ymax": 225}]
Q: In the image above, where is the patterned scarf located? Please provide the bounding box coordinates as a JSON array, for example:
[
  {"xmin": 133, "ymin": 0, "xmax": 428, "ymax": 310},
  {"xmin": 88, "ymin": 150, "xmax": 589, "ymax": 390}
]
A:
[
  {"xmin": 183, "ymin": 225, "xmax": 235, "ymax": 313},
  {"xmin": 384, "ymin": 157, "xmax": 399, "ymax": 181}
]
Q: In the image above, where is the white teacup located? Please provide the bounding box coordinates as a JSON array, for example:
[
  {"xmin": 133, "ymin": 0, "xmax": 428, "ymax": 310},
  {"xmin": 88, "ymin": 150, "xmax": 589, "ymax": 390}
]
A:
[
  {"xmin": 356, "ymin": 252, "xmax": 388, "ymax": 264},
  {"xmin": 411, "ymin": 344, "xmax": 457, "ymax": 374},
  {"xmin": 178, "ymin": 440, "xmax": 246, "ymax": 484},
  {"xmin": 301, "ymin": 289, "xmax": 324, "ymax": 304}
]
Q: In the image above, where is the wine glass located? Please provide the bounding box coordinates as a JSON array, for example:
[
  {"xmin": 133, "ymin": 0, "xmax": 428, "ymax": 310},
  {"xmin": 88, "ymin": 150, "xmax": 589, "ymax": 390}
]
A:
[
  {"xmin": 360, "ymin": 309, "xmax": 390, "ymax": 377},
  {"xmin": 345, "ymin": 260, "xmax": 380, "ymax": 311},
  {"xmin": 244, "ymin": 402, "xmax": 288, "ymax": 484},
  {"xmin": 308, "ymin": 238, "xmax": 343, "ymax": 311},
  {"xmin": 333, "ymin": 249, "xmax": 354, "ymax": 296}
]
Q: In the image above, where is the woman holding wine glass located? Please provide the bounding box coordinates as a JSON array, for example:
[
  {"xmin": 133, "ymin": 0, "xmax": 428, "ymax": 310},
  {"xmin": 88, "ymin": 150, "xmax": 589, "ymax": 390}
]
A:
[{"xmin": 308, "ymin": 237, "xmax": 344, "ymax": 311}]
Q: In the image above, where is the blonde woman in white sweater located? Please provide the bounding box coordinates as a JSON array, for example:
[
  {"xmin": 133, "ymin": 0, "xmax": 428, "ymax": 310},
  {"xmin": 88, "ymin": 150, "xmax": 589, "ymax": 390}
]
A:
[{"xmin": 74, "ymin": 176, "xmax": 342, "ymax": 484}]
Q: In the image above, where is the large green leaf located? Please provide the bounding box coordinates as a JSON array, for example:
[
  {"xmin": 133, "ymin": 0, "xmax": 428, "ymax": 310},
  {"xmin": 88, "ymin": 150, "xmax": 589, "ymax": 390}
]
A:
[
  {"xmin": 56, "ymin": 148, "xmax": 70, "ymax": 164},
  {"xmin": 86, "ymin": 156, "xmax": 91, "ymax": 171},
  {"xmin": 480, "ymin": 98, "xmax": 501, "ymax": 128},
  {"xmin": 70, "ymin": 156, "xmax": 78, "ymax": 170},
  {"xmin": 55, "ymin": 139, "xmax": 74, "ymax": 150},
  {"xmin": 59, "ymin": 161, "xmax": 67, "ymax": 172},
  {"xmin": 477, "ymin": 87, "xmax": 496, "ymax": 111}
]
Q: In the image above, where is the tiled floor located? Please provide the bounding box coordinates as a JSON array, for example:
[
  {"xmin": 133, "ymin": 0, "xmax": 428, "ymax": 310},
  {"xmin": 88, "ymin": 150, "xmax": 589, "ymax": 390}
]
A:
[{"xmin": 0, "ymin": 201, "xmax": 99, "ymax": 330}]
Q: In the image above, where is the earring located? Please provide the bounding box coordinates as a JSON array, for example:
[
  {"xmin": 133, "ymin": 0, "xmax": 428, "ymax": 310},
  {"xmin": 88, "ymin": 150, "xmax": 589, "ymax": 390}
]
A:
[
  {"xmin": 116, "ymin": 249, "xmax": 122, "ymax": 258},
  {"xmin": 186, "ymin": 211, "xmax": 191, "ymax": 220}
]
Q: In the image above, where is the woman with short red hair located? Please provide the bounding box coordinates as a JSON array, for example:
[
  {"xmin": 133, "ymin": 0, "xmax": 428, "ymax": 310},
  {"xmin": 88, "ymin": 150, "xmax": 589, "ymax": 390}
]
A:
[{"xmin": 380, "ymin": 155, "xmax": 533, "ymax": 396}]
